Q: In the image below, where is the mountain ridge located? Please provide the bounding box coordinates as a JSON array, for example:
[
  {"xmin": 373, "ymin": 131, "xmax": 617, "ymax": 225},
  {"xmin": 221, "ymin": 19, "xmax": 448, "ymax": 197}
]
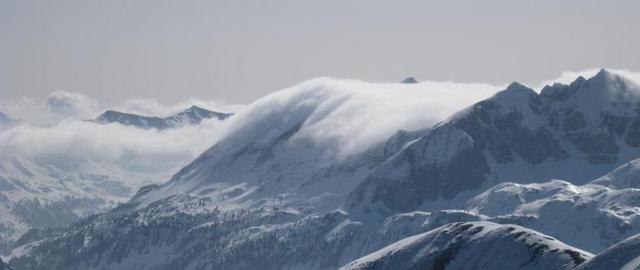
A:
[
  {"xmin": 93, "ymin": 105, "xmax": 232, "ymax": 129},
  {"xmin": 346, "ymin": 69, "xmax": 640, "ymax": 218}
]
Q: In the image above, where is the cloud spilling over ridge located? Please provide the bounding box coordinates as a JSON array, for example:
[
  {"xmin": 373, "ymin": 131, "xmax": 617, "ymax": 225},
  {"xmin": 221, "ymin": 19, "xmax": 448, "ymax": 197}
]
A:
[{"xmin": 223, "ymin": 78, "xmax": 503, "ymax": 157}]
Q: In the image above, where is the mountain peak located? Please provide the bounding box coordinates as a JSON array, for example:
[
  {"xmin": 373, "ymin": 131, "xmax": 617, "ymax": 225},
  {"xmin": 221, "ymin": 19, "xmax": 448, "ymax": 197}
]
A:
[
  {"xmin": 401, "ymin": 77, "xmax": 418, "ymax": 84},
  {"xmin": 593, "ymin": 68, "xmax": 613, "ymax": 80},
  {"xmin": 492, "ymin": 81, "xmax": 536, "ymax": 102},
  {"xmin": 505, "ymin": 81, "xmax": 531, "ymax": 92},
  {"xmin": 184, "ymin": 105, "xmax": 203, "ymax": 112},
  {"xmin": 586, "ymin": 68, "xmax": 619, "ymax": 87}
]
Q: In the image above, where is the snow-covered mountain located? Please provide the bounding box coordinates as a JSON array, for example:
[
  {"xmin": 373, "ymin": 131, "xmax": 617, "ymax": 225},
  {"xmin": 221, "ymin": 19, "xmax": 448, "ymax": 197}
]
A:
[
  {"xmin": 347, "ymin": 69, "xmax": 640, "ymax": 218},
  {"xmin": 93, "ymin": 105, "xmax": 232, "ymax": 129},
  {"xmin": 340, "ymin": 222, "xmax": 592, "ymax": 270},
  {"xmin": 7, "ymin": 71, "xmax": 640, "ymax": 269}
]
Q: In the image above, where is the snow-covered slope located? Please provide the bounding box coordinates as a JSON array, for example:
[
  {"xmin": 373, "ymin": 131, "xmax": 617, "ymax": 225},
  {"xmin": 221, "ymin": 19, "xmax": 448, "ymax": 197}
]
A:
[
  {"xmin": 341, "ymin": 222, "xmax": 592, "ymax": 270},
  {"xmin": 94, "ymin": 105, "xmax": 232, "ymax": 129},
  {"xmin": 578, "ymin": 233, "xmax": 640, "ymax": 270},
  {"xmin": 590, "ymin": 158, "xmax": 640, "ymax": 189},
  {"xmin": 347, "ymin": 69, "xmax": 640, "ymax": 218},
  {"xmin": 465, "ymin": 176, "xmax": 640, "ymax": 252},
  {"xmin": 0, "ymin": 155, "xmax": 162, "ymax": 254}
]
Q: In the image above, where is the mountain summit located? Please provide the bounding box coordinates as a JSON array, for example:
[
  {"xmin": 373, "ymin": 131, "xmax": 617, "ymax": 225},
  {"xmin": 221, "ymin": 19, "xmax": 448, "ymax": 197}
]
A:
[{"xmin": 401, "ymin": 77, "xmax": 418, "ymax": 84}]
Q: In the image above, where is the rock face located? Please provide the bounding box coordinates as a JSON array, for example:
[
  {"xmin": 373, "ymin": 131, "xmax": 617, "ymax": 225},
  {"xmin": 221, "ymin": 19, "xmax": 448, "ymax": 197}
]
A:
[
  {"xmin": 340, "ymin": 222, "xmax": 592, "ymax": 270},
  {"xmin": 347, "ymin": 69, "xmax": 640, "ymax": 217},
  {"xmin": 94, "ymin": 105, "xmax": 232, "ymax": 129}
]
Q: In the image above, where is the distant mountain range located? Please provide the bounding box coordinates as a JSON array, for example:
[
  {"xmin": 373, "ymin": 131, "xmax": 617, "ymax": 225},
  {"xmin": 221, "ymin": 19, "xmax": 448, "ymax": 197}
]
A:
[
  {"xmin": 5, "ymin": 70, "xmax": 640, "ymax": 269},
  {"xmin": 93, "ymin": 105, "xmax": 232, "ymax": 129}
]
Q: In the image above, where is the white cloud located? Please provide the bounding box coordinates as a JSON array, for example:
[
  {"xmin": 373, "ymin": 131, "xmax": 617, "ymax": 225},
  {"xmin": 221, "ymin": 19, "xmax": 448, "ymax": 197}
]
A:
[{"xmin": 45, "ymin": 90, "xmax": 100, "ymax": 119}]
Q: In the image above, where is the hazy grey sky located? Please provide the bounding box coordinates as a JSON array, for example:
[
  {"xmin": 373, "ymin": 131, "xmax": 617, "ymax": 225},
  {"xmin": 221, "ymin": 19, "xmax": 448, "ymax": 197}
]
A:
[{"xmin": 2, "ymin": 0, "xmax": 639, "ymax": 105}]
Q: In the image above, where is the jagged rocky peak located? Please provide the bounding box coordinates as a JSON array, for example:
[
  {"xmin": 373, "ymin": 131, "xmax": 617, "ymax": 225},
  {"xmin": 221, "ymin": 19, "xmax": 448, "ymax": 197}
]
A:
[
  {"xmin": 401, "ymin": 77, "xmax": 418, "ymax": 84},
  {"xmin": 541, "ymin": 69, "xmax": 639, "ymax": 103},
  {"xmin": 94, "ymin": 105, "xmax": 232, "ymax": 129},
  {"xmin": 181, "ymin": 105, "xmax": 232, "ymax": 118},
  {"xmin": 505, "ymin": 81, "xmax": 534, "ymax": 92},
  {"xmin": 341, "ymin": 222, "xmax": 592, "ymax": 270},
  {"xmin": 486, "ymin": 81, "xmax": 538, "ymax": 109}
]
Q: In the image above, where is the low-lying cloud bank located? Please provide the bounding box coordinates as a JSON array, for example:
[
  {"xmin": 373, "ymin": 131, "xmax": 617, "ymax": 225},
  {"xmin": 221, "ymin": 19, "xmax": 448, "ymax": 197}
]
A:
[
  {"xmin": 0, "ymin": 92, "xmax": 241, "ymax": 175},
  {"xmin": 0, "ymin": 119, "xmax": 229, "ymax": 173}
]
